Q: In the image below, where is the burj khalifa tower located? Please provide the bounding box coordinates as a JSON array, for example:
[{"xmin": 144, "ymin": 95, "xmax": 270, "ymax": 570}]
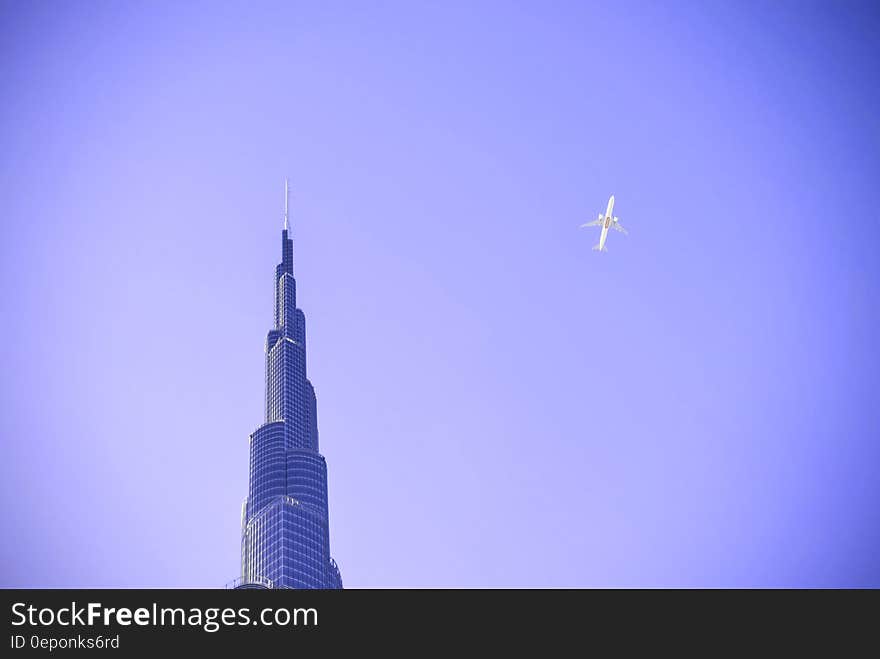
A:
[{"xmin": 232, "ymin": 181, "xmax": 342, "ymax": 590}]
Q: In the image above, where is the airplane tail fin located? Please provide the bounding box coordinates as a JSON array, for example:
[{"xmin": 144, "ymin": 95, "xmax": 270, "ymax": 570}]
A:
[{"xmin": 592, "ymin": 244, "xmax": 607, "ymax": 252}]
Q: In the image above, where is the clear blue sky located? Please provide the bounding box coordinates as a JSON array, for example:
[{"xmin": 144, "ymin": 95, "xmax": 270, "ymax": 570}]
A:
[{"xmin": 1, "ymin": 0, "xmax": 878, "ymax": 587}]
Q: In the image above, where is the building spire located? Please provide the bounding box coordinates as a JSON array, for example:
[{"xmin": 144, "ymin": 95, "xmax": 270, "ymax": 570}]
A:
[{"xmin": 283, "ymin": 178, "xmax": 290, "ymax": 231}]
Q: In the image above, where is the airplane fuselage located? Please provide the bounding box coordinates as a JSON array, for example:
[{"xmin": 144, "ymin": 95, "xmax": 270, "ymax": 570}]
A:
[{"xmin": 598, "ymin": 195, "xmax": 615, "ymax": 251}]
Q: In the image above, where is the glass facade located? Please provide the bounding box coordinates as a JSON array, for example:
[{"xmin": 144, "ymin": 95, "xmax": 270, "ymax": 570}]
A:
[{"xmin": 235, "ymin": 226, "xmax": 342, "ymax": 590}]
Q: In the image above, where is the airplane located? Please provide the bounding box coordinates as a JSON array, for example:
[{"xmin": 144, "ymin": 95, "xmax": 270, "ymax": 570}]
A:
[{"xmin": 580, "ymin": 194, "xmax": 627, "ymax": 252}]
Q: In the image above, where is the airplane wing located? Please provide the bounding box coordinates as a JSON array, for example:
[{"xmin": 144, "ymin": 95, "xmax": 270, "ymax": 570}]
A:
[
  {"xmin": 613, "ymin": 221, "xmax": 628, "ymax": 235},
  {"xmin": 580, "ymin": 213, "xmax": 604, "ymax": 228}
]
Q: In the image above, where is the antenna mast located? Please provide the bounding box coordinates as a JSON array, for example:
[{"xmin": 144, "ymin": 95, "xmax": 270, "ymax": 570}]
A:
[{"xmin": 283, "ymin": 178, "xmax": 290, "ymax": 231}]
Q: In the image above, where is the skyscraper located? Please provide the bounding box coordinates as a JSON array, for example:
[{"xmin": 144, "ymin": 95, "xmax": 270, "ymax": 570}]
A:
[{"xmin": 232, "ymin": 182, "xmax": 343, "ymax": 590}]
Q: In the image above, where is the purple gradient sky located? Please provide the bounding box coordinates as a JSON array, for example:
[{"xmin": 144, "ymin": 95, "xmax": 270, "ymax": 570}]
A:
[{"xmin": 1, "ymin": 1, "xmax": 878, "ymax": 587}]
